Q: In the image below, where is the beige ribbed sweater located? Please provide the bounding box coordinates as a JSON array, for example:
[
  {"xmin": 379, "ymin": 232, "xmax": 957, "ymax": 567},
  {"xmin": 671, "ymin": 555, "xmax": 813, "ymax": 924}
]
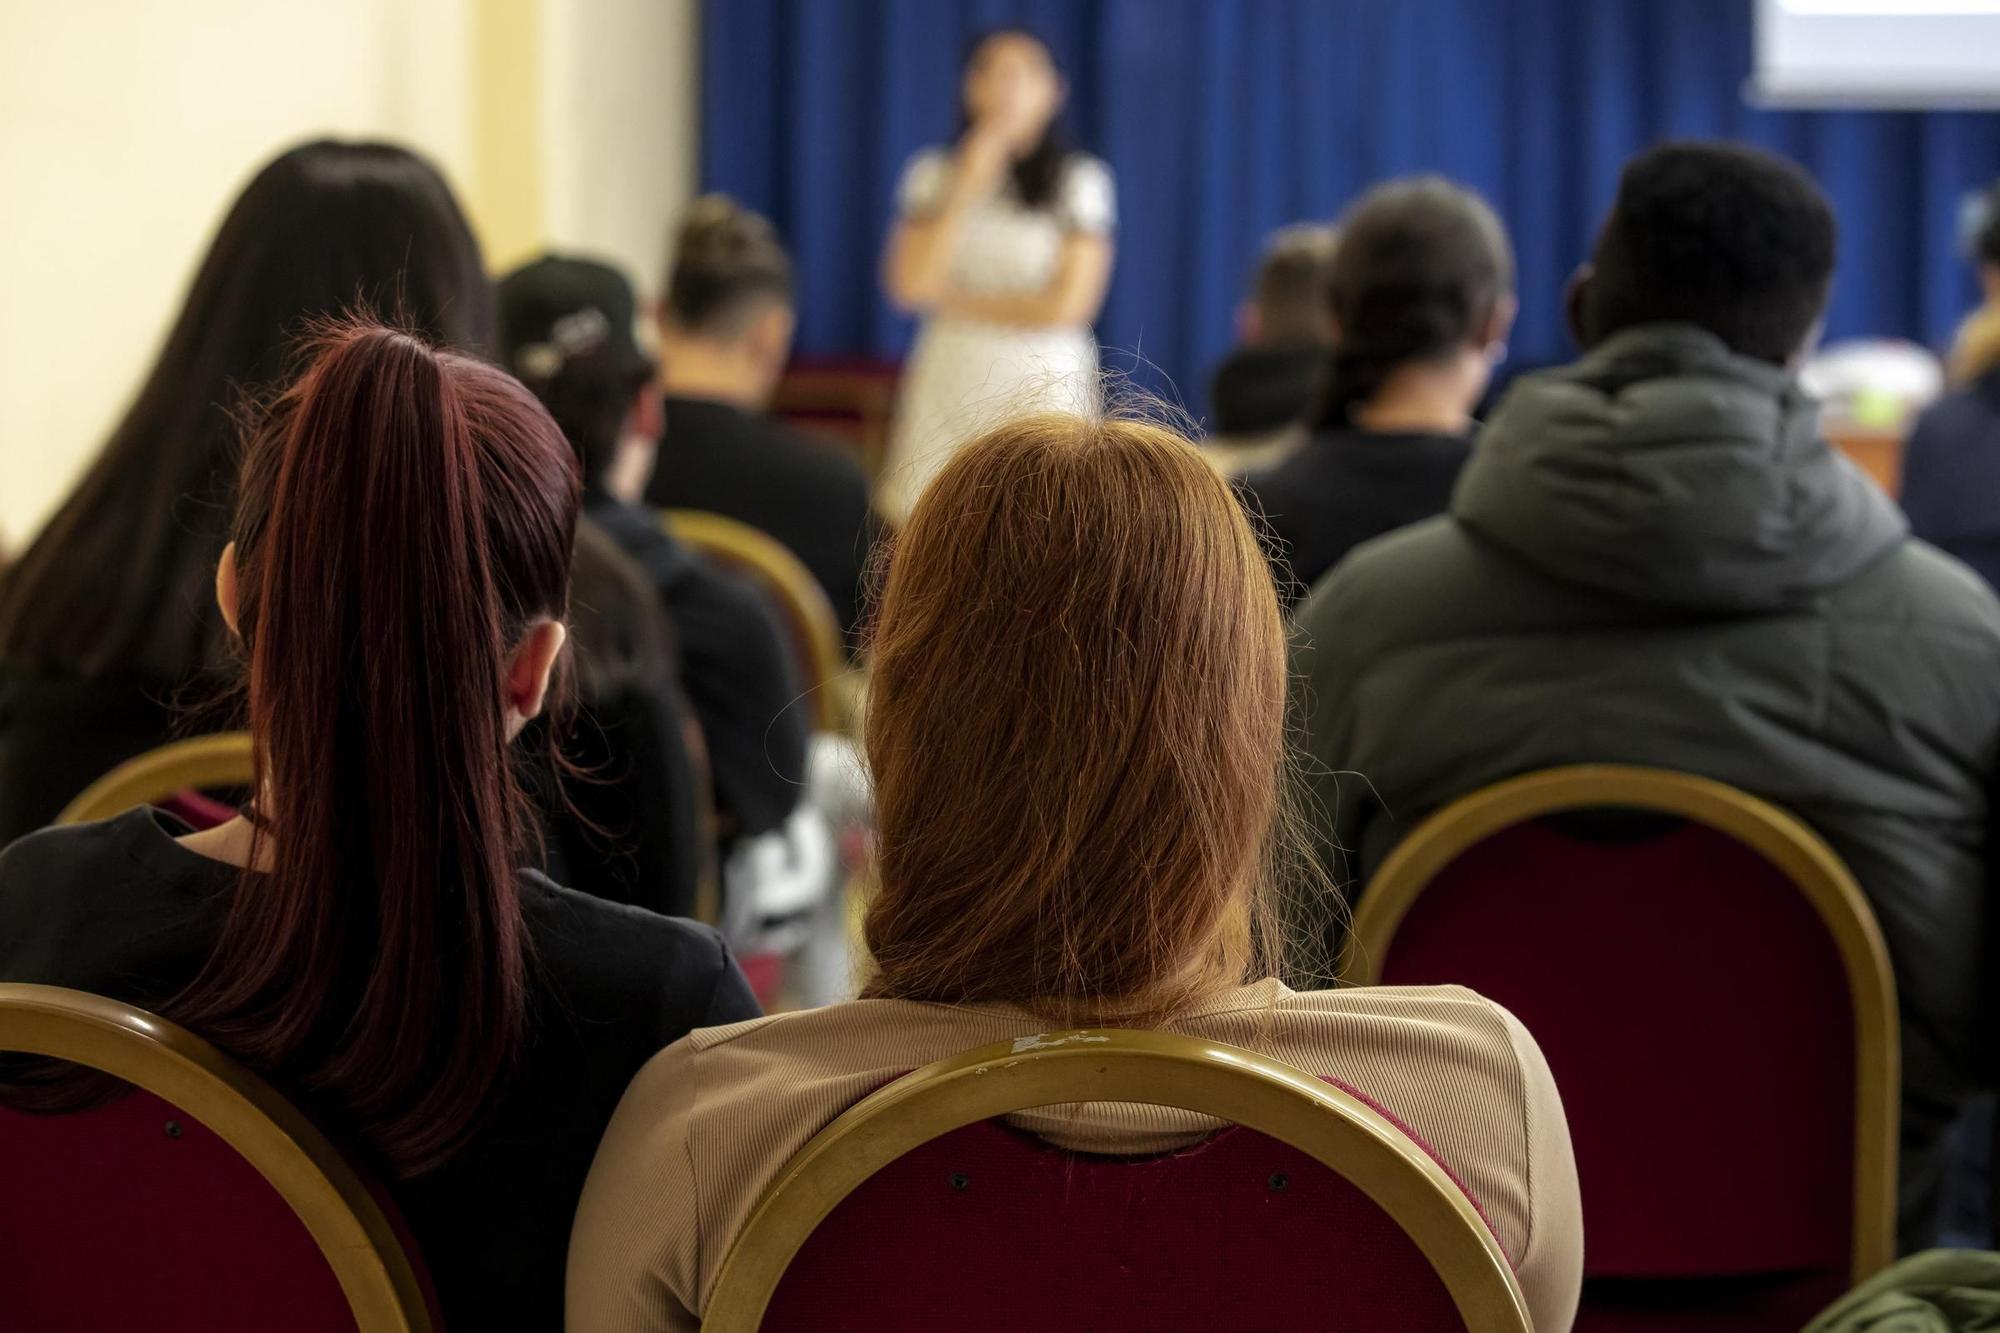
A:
[{"xmin": 567, "ymin": 979, "xmax": 1582, "ymax": 1332}]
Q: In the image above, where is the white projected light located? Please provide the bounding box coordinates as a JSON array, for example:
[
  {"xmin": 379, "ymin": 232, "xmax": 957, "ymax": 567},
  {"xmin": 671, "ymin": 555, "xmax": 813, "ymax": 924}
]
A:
[{"xmin": 1754, "ymin": 0, "xmax": 2000, "ymax": 107}]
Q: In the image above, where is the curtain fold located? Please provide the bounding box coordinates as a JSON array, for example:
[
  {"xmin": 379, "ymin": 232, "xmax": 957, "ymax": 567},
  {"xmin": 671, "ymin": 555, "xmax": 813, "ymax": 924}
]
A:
[{"xmin": 701, "ymin": 0, "xmax": 2000, "ymax": 416}]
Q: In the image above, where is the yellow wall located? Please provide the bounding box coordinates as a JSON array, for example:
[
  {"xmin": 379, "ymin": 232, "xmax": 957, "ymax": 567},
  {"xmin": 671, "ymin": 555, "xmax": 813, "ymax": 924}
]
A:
[{"xmin": 0, "ymin": 0, "xmax": 698, "ymax": 550}]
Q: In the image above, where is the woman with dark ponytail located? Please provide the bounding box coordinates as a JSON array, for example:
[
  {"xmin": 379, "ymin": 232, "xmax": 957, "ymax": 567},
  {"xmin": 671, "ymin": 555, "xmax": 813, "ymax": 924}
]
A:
[
  {"xmin": 1241, "ymin": 177, "xmax": 1514, "ymax": 604},
  {"xmin": 0, "ymin": 322, "xmax": 759, "ymax": 1327}
]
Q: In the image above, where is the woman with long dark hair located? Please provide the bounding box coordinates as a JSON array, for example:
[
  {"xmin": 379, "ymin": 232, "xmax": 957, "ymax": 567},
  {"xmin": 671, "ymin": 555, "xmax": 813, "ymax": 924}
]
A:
[
  {"xmin": 0, "ymin": 323, "xmax": 759, "ymax": 1326},
  {"xmin": 879, "ymin": 28, "xmax": 1116, "ymax": 524},
  {"xmin": 0, "ymin": 140, "xmax": 490, "ymax": 839},
  {"xmin": 568, "ymin": 411, "xmax": 1581, "ymax": 1333},
  {"xmin": 1240, "ymin": 177, "xmax": 1515, "ymax": 604}
]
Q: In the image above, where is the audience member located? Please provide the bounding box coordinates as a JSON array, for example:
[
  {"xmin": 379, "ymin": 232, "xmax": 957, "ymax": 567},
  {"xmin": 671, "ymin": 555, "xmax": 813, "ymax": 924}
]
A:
[
  {"xmin": 498, "ymin": 254, "xmax": 809, "ymax": 846},
  {"xmin": 879, "ymin": 27, "xmax": 1116, "ymax": 524},
  {"xmin": 0, "ymin": 323, "xmax": 760, "ymax": 1326},
  {"xmin": 568, "ymin": 412, "xmax": 1583, "ymax": 1333},
  {"xmin": 1240, "ymin": 178, "xmax": 1513, "ymax": 602},
  {"xmin": 0, "ymin": 141, "xmax": 491, "ymax": 843},
  {"xmin": 539, "ymin": 519, "xmax": 707, "ymax": 918},
  {"xmin": 1901, "ymin": 180, "xmax": 2000, "ymax": 591},
  {"xmin": 646, "ymin": 196, "xmax": 880, "ymax": 645},
  {"xmin": 1291, "ymin": 141, "xmax": 2000, "ymax": 1248},
  {"xmin": 1203, "ymin": 223, "xmax": 1336, "ymax": 473}
]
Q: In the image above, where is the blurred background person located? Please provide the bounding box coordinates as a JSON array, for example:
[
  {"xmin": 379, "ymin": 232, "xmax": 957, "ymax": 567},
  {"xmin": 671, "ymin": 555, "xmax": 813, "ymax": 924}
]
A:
[
  {"xmin": 879, "ymin": 27, "xmax": 1116, "ymax": 525},
  {"xmin": 497, "ymin": 255, "xmax": 809, "ymax": 860},
  {"xmin": 0, "ymin": 140, "xmax": 491, "ymax": 844},
  {"xmin": 648, "ymin": 196, "xmax": 880, "ymax": 648},
  {"xmin": 1203, "ymin": 223, "xmax": 1337, "ymax": 473},
  {"xmin": 1239, "ymin": 179, "xmax": 1514, "ymax": 605},
  {"xmin": 1901, "ymin": 180, "xmax": 2000, "ymax": 592}
]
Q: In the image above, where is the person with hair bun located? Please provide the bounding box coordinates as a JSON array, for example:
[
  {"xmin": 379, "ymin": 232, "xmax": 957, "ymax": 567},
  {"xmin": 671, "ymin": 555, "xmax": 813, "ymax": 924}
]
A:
[
  {"xmin": 1241, "ymin": 178, "xmax": 1515, "ymax": 604},
  {"xmin": 568, "ymin": 411, "xmax": 1583, "ymax": 1333},
  {"xmin": 0, "ymin": 323, "xmax": 759, "ymax": 1327},
  {"xmin": 879, "ymin": 28, "xmax": 1117, "ymax": 524},
  {"xmin": 647, "ymin": 196, "xmax": 880, "ymax": 645}
]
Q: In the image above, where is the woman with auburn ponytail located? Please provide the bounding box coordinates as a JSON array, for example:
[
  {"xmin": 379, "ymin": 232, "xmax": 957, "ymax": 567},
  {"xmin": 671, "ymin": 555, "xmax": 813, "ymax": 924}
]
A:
[
  {"xmin": 0, "ymin": 322, "xmax": 759, "ymax": 1328},
  {"xmin": 569, "ymin": 412, "xmax": 1584, "ymax": 1333}
]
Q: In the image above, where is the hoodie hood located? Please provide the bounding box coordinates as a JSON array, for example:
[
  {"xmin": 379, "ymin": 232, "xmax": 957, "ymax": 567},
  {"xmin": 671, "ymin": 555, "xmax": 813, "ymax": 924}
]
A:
[{"xmin": 1454, "ymin": 323, "xmax": 1906, "ymax": 612}]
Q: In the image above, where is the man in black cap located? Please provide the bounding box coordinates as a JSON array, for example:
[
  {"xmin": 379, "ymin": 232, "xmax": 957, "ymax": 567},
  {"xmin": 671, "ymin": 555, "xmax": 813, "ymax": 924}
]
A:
[{"xmin": 499, "ymin": 254, "xmax": 807, "ymax": 848}]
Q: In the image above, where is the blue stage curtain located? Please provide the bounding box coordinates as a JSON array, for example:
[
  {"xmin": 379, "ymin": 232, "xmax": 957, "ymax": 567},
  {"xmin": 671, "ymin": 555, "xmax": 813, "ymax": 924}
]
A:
[{"xmin": 700, "ymin": 0, "xmax": 2000, "ymax": 416}]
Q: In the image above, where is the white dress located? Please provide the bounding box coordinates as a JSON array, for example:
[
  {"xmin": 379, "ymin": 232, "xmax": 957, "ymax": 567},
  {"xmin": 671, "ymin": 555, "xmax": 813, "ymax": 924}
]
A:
[{"xmin": 879, "ymin": 149, "xmax": 1117, "ymax": 524}]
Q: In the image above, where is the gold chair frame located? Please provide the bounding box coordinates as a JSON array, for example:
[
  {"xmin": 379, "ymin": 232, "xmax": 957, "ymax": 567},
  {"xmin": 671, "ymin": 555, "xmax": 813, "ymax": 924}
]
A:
[
  {"xmin": 56, "ymin": 732, "xmax": 255, "ymax": 826},
  {"xmin": 0, "ymin": 983, "xmax": 430, "ymax": 1331},
  {"xmin": 704, "ymin": 1028, "xmax": 1532, "ymax": 1333},
  {"xmin": 662, "ymin": 509, "xmax": 854, "ymax": 734},
  {"xmin": 1346, "ymin": 763, "xmax": 1899, "ymax": 1283}
]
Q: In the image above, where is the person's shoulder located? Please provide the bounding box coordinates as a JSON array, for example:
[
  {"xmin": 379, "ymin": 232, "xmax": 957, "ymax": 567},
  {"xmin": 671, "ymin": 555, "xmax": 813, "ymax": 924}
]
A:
[
  {"xmin": 1063, "ymin": 151, "xmax": 1114, "ymax": 186},
  {"xmin": 1294, "ymin": 514, "xmax": 1478, "ymax": 639},
  {"xmin": 1056, "ymin": 153, "xmax": 1116, "ymax": 231},
  {"xmin": 1274, "ymin": 981, "xmax": 1519, "ymax": 1039},
  {"xmin": 0, "ymin": 810, "xmax": 166, "ymax": 894},
  {"xmin": 1837, "ymin": 536, "xmax": 2000, "ymax": 642},
  {"xmin": 896, "ymin": 147, "xmax": 955, "ymax": 213},
  {"xmin": 773, "ymin": 419, "xmax": 871, "ymax": 492},
  {"xmin": 520, "ymin": 872, "xmax": 733, "ymax": 1003},
  {"xmin": 1266, "ymin": 983, "xmax": 1559, "ymax": 1126}
]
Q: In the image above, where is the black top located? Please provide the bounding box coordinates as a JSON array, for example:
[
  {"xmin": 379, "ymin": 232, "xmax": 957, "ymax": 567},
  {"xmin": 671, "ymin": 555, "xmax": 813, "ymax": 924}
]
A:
[
  {"xmin": 0, "ymin": 808, "xmax": 760, "ymax": 1330},
  {"xmin": 1240, "ymin": 427, "xmax": 1472, "ymax": 603},
  {"xmin": 539, "ymin": 519, "xmax": 704, "ymax": 919},
  {"xmin": 1900, "ymin": 371, "xmax": 2000, "ymax": 594},
  {"xmin": 584, "ymin": 490, "xmax": 809, "ymax": 840},
  {"xmin": 1208, "ymin": 345, "xmax": 1324, "ymax": 437},
  {"xmin": 0, "ymin": 664, "xmax": 198, "ymax": 846},
  {"xmin": 648, "ymin": 396, "xmax": 881, "ymax": 645}
]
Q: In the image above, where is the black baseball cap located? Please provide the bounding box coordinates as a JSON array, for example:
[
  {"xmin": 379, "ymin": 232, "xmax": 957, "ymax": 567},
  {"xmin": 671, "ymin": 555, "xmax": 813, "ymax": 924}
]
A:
[{"xmin": 496, "ymin": 254, "xmax": 654, "ymax": 389}]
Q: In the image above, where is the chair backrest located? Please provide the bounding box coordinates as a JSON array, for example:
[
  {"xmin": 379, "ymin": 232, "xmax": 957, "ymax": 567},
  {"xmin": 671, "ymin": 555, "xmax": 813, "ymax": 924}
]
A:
[
  {"xmin": 1347, "ymin": 764, "xmax": 1898, "ymax": 1292},
  {"xmin": 771, "ymin": 358, "xmax": 899, "ymax": 483},
  {"xmin": 0, "ymin": 983, "xmax": 433, "ymax": 1332},
  {"xmin": 55, "ymin": 731, "xmax": 255, "ymax": 826},
  {"xmin": 662, "ymin": 508, "xmax": 851, "ymax": 733},
  {"xmin": 704, "ymin": 1028, "xmax": 1530, "ymax": 1333}
]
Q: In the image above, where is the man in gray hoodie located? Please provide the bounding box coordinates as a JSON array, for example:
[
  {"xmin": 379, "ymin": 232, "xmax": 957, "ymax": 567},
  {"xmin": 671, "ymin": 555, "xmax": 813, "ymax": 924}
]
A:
[{"xmin": 1294, "ymin": 141, "xmax": 2000, "ymax": 1247}]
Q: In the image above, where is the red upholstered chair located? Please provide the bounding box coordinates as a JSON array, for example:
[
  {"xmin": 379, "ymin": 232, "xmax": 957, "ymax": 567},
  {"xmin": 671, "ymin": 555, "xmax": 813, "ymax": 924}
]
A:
[
  {"xmin": 56, "ymin": 731, "xmax": 254, "ymax": 829},
  {"xmin": 1345, "ymin": 765, "xmax": 1899, "ymax": 1331},
  {"xmin": 702, "ymin": 1029, "xmax": 1531, "ymax": 1333},
  {"xmin": 0, "ymin": 983, "xmax": 435, "ymax": 1332}
]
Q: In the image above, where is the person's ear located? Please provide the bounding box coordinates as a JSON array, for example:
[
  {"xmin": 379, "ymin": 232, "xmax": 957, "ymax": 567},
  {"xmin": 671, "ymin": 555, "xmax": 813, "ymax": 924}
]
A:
[
  {"xmin": 1484, "ymin": 292, "xmax": 1519, "ymax": 349},
  {"xmin": 1788, "ymin": 315, "xmax": 1828, "ymax": 372},
  {"xmin": 757, "ymin": 303, "xmax": 797, "ymax": 364},
  {"xmin": 1563, "ymin": 264, "xmax": 1594, "ymax": 351},
  {"xmin": 747, "ymin": 304, "xmax": 796, "ymax": 397},
  {"xmin": 630, "ymin": 382, "xmax": 665, "ymax": 442},
  {"xmin": 215, "ymin": 542, "xmax": 241, "ymax": 638},
  {"xmin": 504, "ymin": 619, "xmax": 568, "ymax": 737},
  {"xmin": 1237, "ymin": 300, "xmax": 1262, "ymax": 345}
]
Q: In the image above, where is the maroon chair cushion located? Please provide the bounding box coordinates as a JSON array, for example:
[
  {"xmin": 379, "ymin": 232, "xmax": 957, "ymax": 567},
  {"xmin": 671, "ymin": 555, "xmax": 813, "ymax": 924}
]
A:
[
  {"xmin": 761, "ymin": 1112, "xmax": 1482, "ymax": 1332},
  {"xmin": 1375, "ymin": 815, "xmax": 1854, "ymax": 1308},
  {"xmin": 0, "ymin": 1086, "xmax": 431, "ymax": 1331},
  {"xmin": 156, "ymin": 790, "xmax": 238, "ymax": 831}
]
